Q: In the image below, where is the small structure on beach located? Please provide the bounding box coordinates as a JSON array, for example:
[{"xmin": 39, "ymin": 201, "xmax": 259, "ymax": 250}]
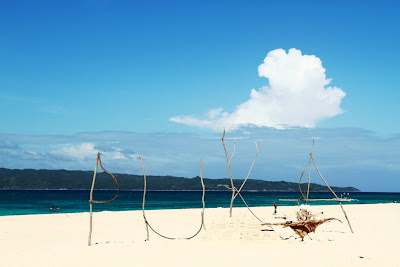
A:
[
  {"xmin": 262, "ymin": 217, "xmax": 342, "ymax": 241},
  {"xmin": 262, "ymin": 204, "xmax": 342, "ymax": 240}
]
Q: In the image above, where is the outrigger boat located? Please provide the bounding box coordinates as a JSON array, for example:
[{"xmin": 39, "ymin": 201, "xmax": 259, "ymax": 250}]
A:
[
  {"xmin": 279, "ymin": 198, "xmax": 354, "ymax": 203},
  {"xmin": 337, "ymin": 193, "xmax": 358, "ymax": 202},
  {"xmin": 280, "ymin": 193, "xmax": 358, "ymax": 203}
]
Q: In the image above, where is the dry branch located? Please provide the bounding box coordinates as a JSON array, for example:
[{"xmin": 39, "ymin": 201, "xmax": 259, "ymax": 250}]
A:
[
  {"xmin": 139, "ymin": 156, "xmax": 150, "ymax": 241},
  {"xmin": 200, "ymin": 159, "xmax": 206, "ymax": 230},
  {"xmin": 88, "ymin": 153, "xmax": 99, "ymax": 246},
  {"xmin": 297, "ymin": 169, "xmax": 306, "ymax": 204},
  {"xmin": 221, "ymin": 129, "xmax": 235, "ymax": 217},
  {"xmin": 306, "ymin": 139, "xmax": 315, "ymax": 203},
  {"xmin": 233, "ymin": 140, "xmax": 261, "ymax": 200},
  {"xmin": 310, "ymin": 154, "xmax": 354, "ymax": 233}
]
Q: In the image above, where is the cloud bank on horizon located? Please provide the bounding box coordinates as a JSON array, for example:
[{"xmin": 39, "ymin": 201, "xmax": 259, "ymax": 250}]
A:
[
  {"xmin": 1, "ymin": 128, "xmax": 399, "ymax": 191},
  {"xmin": 170, "ymin": 48, "xmax": 346, "ymax": 130}
]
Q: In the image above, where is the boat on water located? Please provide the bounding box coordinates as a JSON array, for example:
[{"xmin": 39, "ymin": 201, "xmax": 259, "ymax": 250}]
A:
[
  {"xmin": 336, "ymin": 193, "xmax": 358, "ymax": 202},
  {"xmin": 280, "ymin": 193, "xmax": 358, "ymax": 203}
]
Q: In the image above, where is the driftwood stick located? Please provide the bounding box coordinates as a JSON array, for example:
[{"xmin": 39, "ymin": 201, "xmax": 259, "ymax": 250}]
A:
[
  {"xmin": 297, "ymin": 169, "xmax": 306, "ymax": 204},
  {"xmin": 306, "ymin": 139, "xmax": 315, "ymax": 203},
  {"xmin": 88, "ymin": 152, "xmax": 100, "ymax": 246},
  {"xmin": 229, "ymin": 138, "xmax": 237, "ymax": 164},
  {"xmin": 223, "ymin": 184, "xmax": 264, "ymax": 223},
  {"xmin": 236, "ymin": 190, "xmax": 263, "ymax": 222},
  {"xmin": 139, "ymin": 156, "xmax": 150, "ymax": 241},
  {"xmin": 90, "ymin": 156, "xmax": 120, "ymax": 204},
  {"xmin": 221, "ymin": 129, "xmax": 235, "ymax": 217},
  {"xmin": 233, "ymin": 140, "xmax": 261, "ymax": 201},
  {"xmin": 310, "ymin": 154, "xmax": 354, "ymax": 233},
  {"xmin": 200, "ymin": 158, "xmax": 206, "ymax": 230}
]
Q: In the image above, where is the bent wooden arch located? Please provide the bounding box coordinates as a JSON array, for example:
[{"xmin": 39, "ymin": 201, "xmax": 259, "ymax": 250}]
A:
[
  {"xmin": 140, "ymin": 156, "xmax": 206, "ymax": 241},
  {"xmin": 90, "ymin": 153, "xmax": 120, "ymax": 204},
  {"xmin": 88, "ymin": 152, "xmax": 121, "ymax": 246}
]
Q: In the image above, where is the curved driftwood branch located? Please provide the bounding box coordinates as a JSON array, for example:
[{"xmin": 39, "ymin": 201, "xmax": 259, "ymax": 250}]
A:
[
  {"xmin": 222, "ymin": 184, "xmax": 264, "ymax": 223},
  {"xmin": 236, "ymin": 189, "xmax": 263, "ymax": 222},
  {"xmin": 233, "ymin": 140, "xmax": 261, "ymax": 200},
  {"xmin": 90, "ymin": 155, "xmax": 120, "ymax": 204},
  {"xmin": 310, "ymin": 154, "xmax": 354, "ymax": 233},
  {"xmin": 140, "ymin": 156, "xmax": 205, "ymax": 240}
]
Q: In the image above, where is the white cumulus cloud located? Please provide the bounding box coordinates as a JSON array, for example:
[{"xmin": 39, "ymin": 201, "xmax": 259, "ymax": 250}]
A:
[
  {"xmin": 170, "ymin": 48, "xmax": 346, "ymax": 130},
  {"xmin": 48, "ymin": 143, "xmax": 138, "ymax": 161}
]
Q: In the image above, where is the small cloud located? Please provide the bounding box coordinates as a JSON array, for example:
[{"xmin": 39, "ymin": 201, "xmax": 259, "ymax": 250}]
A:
[
  {"xmin": 0, "ymin": 141, "xmax": 18, "ymax": 149},
  {"xmin": 62, "ymin": 143, "xmax": 97, "ymax": 159},
  {"xmin": 48, "ymin": 142, "xmax": 139, "ymax": 161},
  {"xmin": 170, "ymin": 48, "xmax": 346, "ymax": 131},
  {"xmin": 0, "ymin": 147, "xmax": 45, "ymax": 160}
]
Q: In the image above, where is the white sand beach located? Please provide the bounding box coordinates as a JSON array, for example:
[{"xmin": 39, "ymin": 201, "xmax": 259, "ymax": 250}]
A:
[{"xmin": 1, "ymin": 203, "xmax": 399, "ymax": 267}]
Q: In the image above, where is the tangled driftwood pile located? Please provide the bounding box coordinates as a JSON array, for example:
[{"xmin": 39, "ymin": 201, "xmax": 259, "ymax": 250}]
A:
[{"xmin": 262, "ymin": 217, "xmax": 342, "ymax": 241}]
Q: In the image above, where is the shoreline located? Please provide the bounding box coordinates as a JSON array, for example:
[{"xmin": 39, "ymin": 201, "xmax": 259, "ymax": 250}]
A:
[
  {"xmin": 0, "ymin": 188, "xmax": 364, "ymax": 192},
  {"xmin": 1, "ymin": 203, "xmax": 399, "ymax": 266}
]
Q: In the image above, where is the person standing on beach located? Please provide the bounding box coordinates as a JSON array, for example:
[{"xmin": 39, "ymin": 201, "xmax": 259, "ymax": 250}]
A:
[{"xmin": 273, "ymin": 202, "xmax": 278, "ymax": 215}]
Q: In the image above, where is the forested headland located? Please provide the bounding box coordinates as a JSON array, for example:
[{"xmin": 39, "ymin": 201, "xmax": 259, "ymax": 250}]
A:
[{"xmin": 0, "ymin": 168, "xmax": 359, "ymax": 192}]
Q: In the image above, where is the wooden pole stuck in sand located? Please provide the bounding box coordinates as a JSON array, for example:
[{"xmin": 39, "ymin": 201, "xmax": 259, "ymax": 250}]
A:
[
  {"xmin": 88, "ymin": 152, "xmax": 100, "ymax": 246},
  {"xmin": 139, "ymin": 155, "xmax": 150, "ymax": 241},
  {"xmin": 200, "ymin": 158, "xmax": 206, "ymax": 230},
  {"xmin": 306, "ymin": 140, "xmax": 315, "ymax": 204}
]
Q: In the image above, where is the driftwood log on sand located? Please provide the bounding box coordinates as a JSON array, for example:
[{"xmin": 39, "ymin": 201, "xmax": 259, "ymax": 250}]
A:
[{"xmin": 261, "ymin": 218, "xmax": 342, "ymax": 241}]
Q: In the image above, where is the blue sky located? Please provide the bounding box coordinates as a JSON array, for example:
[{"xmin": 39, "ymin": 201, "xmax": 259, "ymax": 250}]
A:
[{"xmin": 0, "ymin": 0, "xmax": 399, "ymax": 191}]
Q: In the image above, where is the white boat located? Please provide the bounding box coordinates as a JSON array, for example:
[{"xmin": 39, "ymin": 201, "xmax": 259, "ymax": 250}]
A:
[
  {"xmin": 280, "ymin": 193, "xmax": 358, "ymax": 203},
  {"xmin": 336, "ymin": 193, "xmax": 358, "ymax": 202}
]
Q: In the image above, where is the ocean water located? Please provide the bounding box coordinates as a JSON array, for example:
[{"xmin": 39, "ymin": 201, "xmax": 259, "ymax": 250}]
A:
[{"xmin": 0, "ymin": 190, "xmax": 399, "ymax": 216}]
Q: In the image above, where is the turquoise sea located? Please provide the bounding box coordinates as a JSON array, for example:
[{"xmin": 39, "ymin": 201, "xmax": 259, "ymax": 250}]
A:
[{"xmin": 1, "ymin": 190, "xmax": 399, "ymax": 216}]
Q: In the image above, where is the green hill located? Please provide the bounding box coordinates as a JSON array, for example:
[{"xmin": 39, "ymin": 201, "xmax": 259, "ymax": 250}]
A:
[{"xmin": 0, "ymin": 168, "xmax": 360, "ymax": 192}]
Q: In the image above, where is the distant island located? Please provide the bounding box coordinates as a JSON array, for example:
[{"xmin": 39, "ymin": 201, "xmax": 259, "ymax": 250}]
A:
[{"xmin": 0, "ymin": 168, "xmax": 360, "ymax": 192}]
